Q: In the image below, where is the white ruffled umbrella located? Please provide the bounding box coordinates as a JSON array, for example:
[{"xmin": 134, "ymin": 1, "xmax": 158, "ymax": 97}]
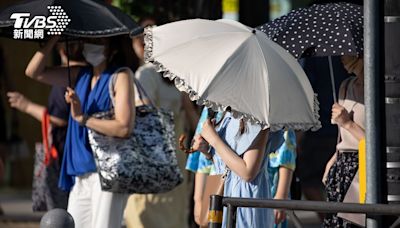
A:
[{"xmin": 144, "ymin": 19, "xmax": 321, "ymax": 131}]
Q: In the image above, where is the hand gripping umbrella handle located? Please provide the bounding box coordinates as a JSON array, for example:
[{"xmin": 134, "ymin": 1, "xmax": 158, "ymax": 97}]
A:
[{"xmin": 207, "ymin": 108, "xmax": 216, "ymax": 119}]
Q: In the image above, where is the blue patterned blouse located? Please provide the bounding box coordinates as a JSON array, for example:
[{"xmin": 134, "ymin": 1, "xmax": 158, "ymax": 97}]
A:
[{"xmin": 185, "ymin": 107, "xmax": 223, "ymax": 174}]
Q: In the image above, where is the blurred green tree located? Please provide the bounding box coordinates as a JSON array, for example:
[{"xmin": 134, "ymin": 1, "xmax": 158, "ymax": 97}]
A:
[{"xmin": 111, "ymin": 0, "xmax": 222, "ymax": 24}]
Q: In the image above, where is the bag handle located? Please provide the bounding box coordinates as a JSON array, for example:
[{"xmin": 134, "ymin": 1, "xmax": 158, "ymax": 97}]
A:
[
  {"xmin": 108, "ymin": 67, "xmax": 156, "ymax": 108},
  {"xmin": 216, "ymin": 168, "xmax": 229, "ymax": 195},
  {"xmin": 134, "ymin": 78, "xmax": 156, "ymax": 108},
  {"xmin": 108, "ymin": 67, "xmax": 132, "ymax": 108},
  {"xmin": 338, "ymin": 77, "xmax": 353, "ymax": 104}
]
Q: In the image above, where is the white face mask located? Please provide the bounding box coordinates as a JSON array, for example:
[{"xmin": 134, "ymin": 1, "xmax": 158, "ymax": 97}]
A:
[{"xmin": 82, "ymin": 43, "xmax": 106, "ymax": 67}]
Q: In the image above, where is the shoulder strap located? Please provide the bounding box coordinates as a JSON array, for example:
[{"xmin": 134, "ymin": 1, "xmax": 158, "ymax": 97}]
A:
[
  {"xmin": 108, "ymin": 67, "xmax": 134, "ymax": 107},
  {"xmin": 339, "ymin": 77, "xmax": 354, "ymax": 101},
  {"xmin": 335, "ymin": 77, "xmax": 354, "ymax": 152},
  {"xmin": 108, "ymin": 67, "xmax": 157, "ymax": 108},
  {"xmin": 134, "ymin": 79, "xmax": 156, "ymax": 107}
]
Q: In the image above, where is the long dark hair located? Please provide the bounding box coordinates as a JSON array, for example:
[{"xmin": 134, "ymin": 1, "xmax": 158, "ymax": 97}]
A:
[
  {"xmin": 107, "ymin": 35, "xmax": 133, "ymax": 69},
  {"xmin": 238, "ymin": 119, "xmax": 247, "ymax": 136},
  {"xmin": 212, "ymin": 107, "xmax": 247, "ymax": 136},
  {"xmin": 56, "ymin": 41, "xmax": 84, "ymax": 63}
]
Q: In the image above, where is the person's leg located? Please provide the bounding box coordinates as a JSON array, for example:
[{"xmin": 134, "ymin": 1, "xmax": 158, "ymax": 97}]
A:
[
  {"xmin": 302, "ymin": 185, "xmax": 326, "ymax": 222},
  {"xmin": 124, "ymin": 148, "xmax": 189, "ymax": 228},
  {"xmin": 67, "ymin": 174, "xmax": 93, "ymax": 228},
  {"xmin": 47, "ymin": 158, "xmax": 69, "ymax": 210},
  {"xmin": 323, "ymin": 153, "xmax": 359, "ymax": 228},
  {"xmin": 125, "ymin": 184, "xmax": 188, "ymax": 228},
  {"xmin": 124, "ymin": 195, "xmax": 143, "ymax": 228},
  {"xmin": 297, "ymin": 136, "xmax": 336, "ymax": 221},
  {"xmin": 91, "ymin": 173, "xmax": 129, "ymax": 228}
]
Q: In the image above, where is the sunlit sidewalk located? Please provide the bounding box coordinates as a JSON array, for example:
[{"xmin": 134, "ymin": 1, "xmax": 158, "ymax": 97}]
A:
[
  {"xmin": 0, "ymin": 189, "xmax": 42, "ymax": 228},
  {"xmin": 0, "ymin": 189, "xmax": 322, "ymax": 228}
]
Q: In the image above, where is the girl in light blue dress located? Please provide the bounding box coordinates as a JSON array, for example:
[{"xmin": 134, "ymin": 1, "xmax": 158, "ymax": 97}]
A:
[{"xmin": 198, "ymin": 111, "xmax": 282, "ymax": 228}]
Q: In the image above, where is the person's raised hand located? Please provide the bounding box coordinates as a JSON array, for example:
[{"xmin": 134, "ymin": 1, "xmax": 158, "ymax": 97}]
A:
[
  {"xmin": 200, "ymin": 118, "xmax": 217, "ymax": 146},
  {"xmin": 274, "ymin": 209, "xmax": 286, "ymax": 225},
  {"xmin": 331, "ymin": 103, "xmax": 352, "ymax": 128},
  {"xmin": 192, "ymin": 134, "xmax": 213, "ymax": 160},
  {"xmin": 7, "ymin": 92, "xmax": 31, "ymax": 112},
  {"xmin": 65, "ymin": 87, "xmax": 84, "ymax": 124}
]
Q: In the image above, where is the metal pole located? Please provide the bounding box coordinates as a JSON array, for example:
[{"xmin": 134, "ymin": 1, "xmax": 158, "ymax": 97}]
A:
[
  {"xmin": 226, "ymin": 204, "xmax": 237, "ymax": 228},
  {"xmin": 364, "ymin": 0, "xmax": 385, "ymax": 226},
  {"xmin": 208, "ymin": 195, "xmax": 223, "ymax": 228},
  {"xmin": 328, "ymin": 56, "xmax": 337, "ymax": 103},
  {"xmin": 390, "ymin": 218, "xmax": 400, "ymax": 228}
]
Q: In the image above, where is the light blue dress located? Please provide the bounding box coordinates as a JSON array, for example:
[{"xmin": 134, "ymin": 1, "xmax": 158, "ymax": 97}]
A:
[{"xmin": 212, "ymin": 113, "xmax": 284, "ymax": 228}]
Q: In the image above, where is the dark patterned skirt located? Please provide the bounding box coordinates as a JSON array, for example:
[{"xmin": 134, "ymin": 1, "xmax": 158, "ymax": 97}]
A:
[{"xmin": 323, "ymin": 151, "xmax": 360, "ymax": 228}]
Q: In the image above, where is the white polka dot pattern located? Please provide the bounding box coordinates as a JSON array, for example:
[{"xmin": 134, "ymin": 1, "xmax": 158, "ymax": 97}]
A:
[
  {"xmin": 257, "ymin": 3, "xmax": 363, "ymax": 58},
  {"xmin": 47, "ymin": 5, "xmax": 70, "ymax": 36}
]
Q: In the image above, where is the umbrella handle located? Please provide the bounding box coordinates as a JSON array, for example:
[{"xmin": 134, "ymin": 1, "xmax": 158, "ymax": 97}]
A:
[
  {"xmin": 328, "ymin": 56, "xmax": 337, "ymax": 103},
  {"xmin": 65, "ymin": 36, "xmax": 71, "ymax": 88},
  {"xmin": 207, "ymin": 108, "xmax": 216, "ymax": 119},
  {"xmin": 328, "ymin": 56, "xmax": 337, "ymax": 125}
]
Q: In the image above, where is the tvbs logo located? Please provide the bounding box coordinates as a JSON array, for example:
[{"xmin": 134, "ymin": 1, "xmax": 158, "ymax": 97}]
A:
[{"xmin": 10, "ymin": 6, "xmax": 70, "ymax": 39}]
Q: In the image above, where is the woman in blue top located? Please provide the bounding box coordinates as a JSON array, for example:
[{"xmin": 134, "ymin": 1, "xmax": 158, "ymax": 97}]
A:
[
  {"xmin": 195, "ymin": 111, "xmax": 275, "ymax": 227},
  {"xmin": 186, "ymin": 107, "xmax": 223, "ymax": 226},
  {"xmin": 25, "ymin": 36, "xmax": 135, "ymax": 228},
  {"xmin": 186, "ymin": 108, "xmax": 217, "ymax": 174},
  {"xmin": 268, "ymin": 130, "xmax": 296, "ymax": 228}
]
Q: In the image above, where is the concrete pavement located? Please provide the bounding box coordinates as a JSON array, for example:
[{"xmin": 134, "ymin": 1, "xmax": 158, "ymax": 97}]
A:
[
  {"xmin": 0, "ymin": 189, "xmax": 42, "ymax": 228},
  {"xmin": 0, "ymin": 188, "xmax": 322, "ymax": 228}
]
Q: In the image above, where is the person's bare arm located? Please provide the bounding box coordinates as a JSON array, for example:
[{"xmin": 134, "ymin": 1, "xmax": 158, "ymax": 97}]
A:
[
  {"xmin": 182, "ymin": 94, "xmax": 200, "ymax": 132},
  {"xmin": 49, "ymin": 116, "xmax": 67, "ymax": 127},
  {"xmin": 201, "ymin": 119, "xmax": 269, "ymax": 182},
  {"xmin": 8, "ymin": 91, "xmax": 44, "ymax": 122},
  {"xmin": 332, "ymin": 78, "xmax": 365, "ymax": 141},
  {"xmin": 194, "ymin": 172, "xmax": 207, "ymax": 224},
  {"xmin": 25, "ymin": 36, "xmax": 80, "ymax": 87},
  {"xmin": 340, "ymin": 116, "xmax": 365, "ymax": 141},
  {"xmin": 275, "ymin": 166, "xmax": 293, "ymax": 200},
  {"xmin": 274, "ymin": 166, "xmax": 293, "ymax": 224},
  {"xmin": 66, "ymin": 70, "xmax": 135, "ymax": 138},
  {"xmin": 332, "ymin": 103, "xmax": 365, "ymax": 140},
  {"xmin": 323, "ymin": 152, "xmax": 338, "ymax": 185},
  {"xmin": 194, "ymin": 172, "xmax": 207, "ymax": 204},
  {"xmin": 7, "ymin": 91, "xmax": 67, "ymax": 127},
  {"xmin": 343, "ymin": 120, "xmax": 365, "ymax": 140}
]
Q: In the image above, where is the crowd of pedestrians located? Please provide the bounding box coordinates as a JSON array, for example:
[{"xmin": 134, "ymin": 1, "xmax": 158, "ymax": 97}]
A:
[{"xmin": 0, "ymin": 2, "xmax": 367, "ymax": 228}]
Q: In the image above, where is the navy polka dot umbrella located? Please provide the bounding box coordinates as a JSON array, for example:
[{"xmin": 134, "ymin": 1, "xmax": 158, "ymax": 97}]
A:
[
  {"xmin": 257, "ymin": 2, "xmax": 363, "ymax": 58},
  {"xmin": 257, "ymin": 2, "xmax": 363, "ymax": 103}
]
